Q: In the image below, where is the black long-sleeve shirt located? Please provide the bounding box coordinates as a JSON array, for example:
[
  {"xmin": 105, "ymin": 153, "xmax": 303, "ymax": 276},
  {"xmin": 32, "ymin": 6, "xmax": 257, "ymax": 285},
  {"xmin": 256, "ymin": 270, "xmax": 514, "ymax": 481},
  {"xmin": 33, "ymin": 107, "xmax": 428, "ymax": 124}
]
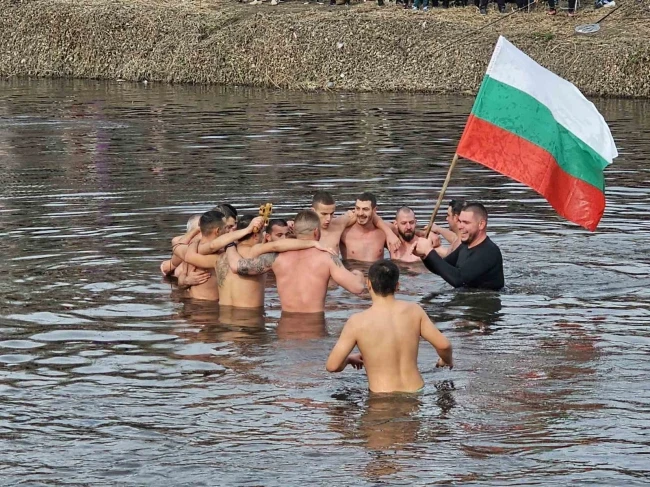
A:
[{"xmin": 421, "ymin": 236, "xmax": 504, "ymax": 290}]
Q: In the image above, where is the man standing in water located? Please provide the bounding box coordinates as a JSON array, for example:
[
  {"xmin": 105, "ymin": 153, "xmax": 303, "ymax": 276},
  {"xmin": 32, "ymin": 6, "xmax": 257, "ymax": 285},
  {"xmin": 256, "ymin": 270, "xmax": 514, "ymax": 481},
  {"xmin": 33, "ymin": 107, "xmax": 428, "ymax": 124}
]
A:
[
  {"xmin": 390, "ymin": 206, "xmax": 442, "ymax": 263},
  {"xmin": 226, "ymin": 210, "xmax": 365, "ymax": 313},
  {"xmin": 415, "ymin": 202, "xmax": 504, "ymax": 290},
  {"xmin": 181, "ymin": 210, "xmax": 228, "ymax": 301},
  {"xmin": 340, "ymin": 192, "xmax": 399, "ymax": 262},
  {"xmin": 429, "ymin": 199, "xmax": 464, "ymax": 258},
  {"xmin": 214, "ymin": 214, "xmax": 333, "ymax": 309},
  {"xmin": 326, "ymin": 259, "xmax": 453, "ymax": 393},
  {"xmin": 311, "ymin": 191, "xmax": 399, "ymax": 257}
]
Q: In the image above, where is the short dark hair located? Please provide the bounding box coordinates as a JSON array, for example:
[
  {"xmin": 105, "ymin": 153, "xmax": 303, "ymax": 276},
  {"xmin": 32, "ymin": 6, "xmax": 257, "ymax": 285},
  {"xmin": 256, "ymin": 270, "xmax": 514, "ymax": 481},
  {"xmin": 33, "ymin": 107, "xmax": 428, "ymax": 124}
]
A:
[
  {"xmin": 266, "ymin": 218, "xmax": 288, "ymax": 233},
  {"xmin": 462, "ymin": 202, "xmax": 488, "ymax": 222},
  {"xmin": 236, "ymin": 214, "xmax": 257, "ymax": 240},
  {"xmin": 199, "ymin": 210, "xmax": 226, "ymax": 235},
  {"xmin": 368, "ymin": 259, "xmax": 399, "ymax": 296},
  {"xmin": 312, "ymin": 191, "xmax": 335, "ymax": 207},
  {"xmin": 449, "ymin": 199, "xmax": 465, "ymax": 216},
  {"xmin": 213, "ymin": 203, "xmax": 237, "ymax": 220},
  {"xmin": 294, "ymin": 210, "xmax": 320, "ymax": 235},
  {"xmin": 357, "ymin": 192, "xmax": 377, "ymax": 208}
]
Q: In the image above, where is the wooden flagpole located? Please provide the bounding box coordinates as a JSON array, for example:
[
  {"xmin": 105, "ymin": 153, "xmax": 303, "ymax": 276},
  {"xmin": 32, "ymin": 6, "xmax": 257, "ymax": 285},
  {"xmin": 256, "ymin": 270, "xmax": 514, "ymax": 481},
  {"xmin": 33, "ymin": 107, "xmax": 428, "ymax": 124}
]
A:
[{"xmin": 424, "ymin": 153, "xmax": 460, "ymax": 238}]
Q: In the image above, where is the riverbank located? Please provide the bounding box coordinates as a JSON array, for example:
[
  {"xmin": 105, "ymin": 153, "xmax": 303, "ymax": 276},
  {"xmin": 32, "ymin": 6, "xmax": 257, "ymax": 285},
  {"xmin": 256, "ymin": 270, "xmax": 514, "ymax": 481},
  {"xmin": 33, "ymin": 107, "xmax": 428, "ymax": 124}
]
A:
[{"xmin": 1, "ymin": 0, "xmax": 648, "ymax": 96}]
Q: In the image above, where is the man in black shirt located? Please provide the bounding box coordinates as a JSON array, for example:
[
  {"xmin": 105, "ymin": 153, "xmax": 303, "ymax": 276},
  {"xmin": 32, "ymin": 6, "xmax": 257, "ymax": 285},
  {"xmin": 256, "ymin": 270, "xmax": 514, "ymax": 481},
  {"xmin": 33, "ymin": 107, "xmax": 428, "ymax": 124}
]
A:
[{"xmin": 414, "ymin": 202, "xmax": 504, "ymax": 290}]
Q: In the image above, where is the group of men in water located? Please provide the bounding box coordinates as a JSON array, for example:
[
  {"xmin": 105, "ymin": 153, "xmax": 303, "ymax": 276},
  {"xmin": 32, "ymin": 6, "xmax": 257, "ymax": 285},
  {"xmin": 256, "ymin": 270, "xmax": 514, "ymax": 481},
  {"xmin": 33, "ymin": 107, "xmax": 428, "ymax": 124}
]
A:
[{"xmin": 160, "ymin": 191, "xmax": 504, "ymax": 393}]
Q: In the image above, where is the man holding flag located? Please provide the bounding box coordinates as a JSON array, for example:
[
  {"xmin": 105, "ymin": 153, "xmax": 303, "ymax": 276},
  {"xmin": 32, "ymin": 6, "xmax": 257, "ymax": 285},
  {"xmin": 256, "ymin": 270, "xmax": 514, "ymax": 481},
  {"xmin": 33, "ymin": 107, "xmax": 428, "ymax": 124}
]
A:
[{"xmin": 415, "ymin": 202, "xmax": 504, "ymax": 290}]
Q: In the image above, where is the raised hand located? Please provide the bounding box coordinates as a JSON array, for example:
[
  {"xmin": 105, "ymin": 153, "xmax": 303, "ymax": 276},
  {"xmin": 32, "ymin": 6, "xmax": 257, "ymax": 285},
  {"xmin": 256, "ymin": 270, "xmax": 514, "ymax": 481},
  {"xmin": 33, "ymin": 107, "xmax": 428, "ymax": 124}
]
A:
[
  {"xmin": 414, "ymin": 237, "xmax": 434, "ymax": 258},
  {"xmin": 249, "ymin": 216, "xmax": 266, "ymax": 233},
  {"xmin": 428, "ymin": 232, "xmax": 441, "ymax": 248}
]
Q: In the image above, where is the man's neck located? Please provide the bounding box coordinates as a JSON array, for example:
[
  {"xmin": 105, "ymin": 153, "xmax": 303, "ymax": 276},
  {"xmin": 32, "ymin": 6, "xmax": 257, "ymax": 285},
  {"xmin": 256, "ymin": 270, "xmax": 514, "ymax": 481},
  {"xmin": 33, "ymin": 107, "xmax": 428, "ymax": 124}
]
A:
[
  {"xmin": 371, "ymin": 294, "xmax": 397, "ymax": 306},
  {"xmin": 468, "ymin": 232, "xmax": 488, "ymax": 249},
  {"xmin": 356, "ymin": 220, "xmax": 376, "ymax": 232},
  {"xmin": 296, "ymin": 234, "xmax": 312, "ymax": 241},
  {"xmin": 238, "ymin": 239, "xmax": 257, "ymax": 248}
]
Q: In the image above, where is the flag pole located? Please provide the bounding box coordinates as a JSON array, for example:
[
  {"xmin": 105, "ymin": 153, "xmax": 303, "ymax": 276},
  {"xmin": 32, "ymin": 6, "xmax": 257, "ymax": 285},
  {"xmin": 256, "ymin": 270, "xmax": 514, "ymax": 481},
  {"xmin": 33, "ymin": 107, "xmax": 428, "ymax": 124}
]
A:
[{"xmin": 424, "ymin": 153, "xmax": 459, "ymax": 238}]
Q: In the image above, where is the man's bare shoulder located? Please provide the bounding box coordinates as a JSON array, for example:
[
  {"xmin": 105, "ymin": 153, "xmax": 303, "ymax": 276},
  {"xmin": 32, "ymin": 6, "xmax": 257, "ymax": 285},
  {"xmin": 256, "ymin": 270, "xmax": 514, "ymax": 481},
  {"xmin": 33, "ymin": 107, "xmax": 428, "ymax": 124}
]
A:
[{"xmin": 394, "ymin": 300, "xmax": 426, "ymax": 316}]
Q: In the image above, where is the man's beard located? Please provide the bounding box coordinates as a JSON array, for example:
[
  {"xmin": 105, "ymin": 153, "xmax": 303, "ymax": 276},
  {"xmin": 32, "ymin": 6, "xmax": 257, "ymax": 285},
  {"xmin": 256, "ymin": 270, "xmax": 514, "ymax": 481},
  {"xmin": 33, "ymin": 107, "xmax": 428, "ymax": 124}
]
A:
[{"xmin": 399, "ymin": 230, "xmax": 415, "ymax": 242}]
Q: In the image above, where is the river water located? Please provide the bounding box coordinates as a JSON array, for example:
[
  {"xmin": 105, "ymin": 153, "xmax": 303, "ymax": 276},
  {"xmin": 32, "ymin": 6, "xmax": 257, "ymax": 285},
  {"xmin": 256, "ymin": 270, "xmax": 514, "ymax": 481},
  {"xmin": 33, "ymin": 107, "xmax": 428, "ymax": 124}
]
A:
[{"xmin": 1, "ymin": 79, "xmax": 649, "ymax": 486}]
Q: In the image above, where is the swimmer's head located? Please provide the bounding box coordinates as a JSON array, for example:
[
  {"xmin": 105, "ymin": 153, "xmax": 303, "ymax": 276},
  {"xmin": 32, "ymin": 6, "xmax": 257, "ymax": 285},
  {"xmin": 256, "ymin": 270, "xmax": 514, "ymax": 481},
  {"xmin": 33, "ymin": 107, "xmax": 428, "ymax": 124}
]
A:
[
  {"xmin": 186, "ymin": 214, "xmax": 201, "ymax": 233},
  {"xmin": 199, "ymin": 210, "xmax": 227, "ymax": 239},
  {"xmin": 311, "ymin": 191, "xmax": 336, "ymax": 230},
  {"xmin": 446, "ymin": 199, "xmax": 465, "ymax": 233},
  {"xmin": 458, "ymin": 202, "xmax": 488, "ymax": 245},
  {"xmin": 236, "ymin": 214, "xmax": 264, "ymax": 243},
  {"xmin": 213, "ymin": 203, "xmax": 238, "ymax": 233},
  {"xmin": 265, "ymin": 218, "xmax": 290, "ymax": 242},
  {"xmin": 354, "ymin": 192, "xmax": 377, "ymax": 226},
  {"xmin": 395, "ymin": 206, "xmax": 416, "ymax": 242},
  {"xmin": 368, "ymin": 259, "xmax": 399, "ymax": 297},
  {"xmin": 293, "ymin": 210, "xmax": 321, "ymax": 240}
]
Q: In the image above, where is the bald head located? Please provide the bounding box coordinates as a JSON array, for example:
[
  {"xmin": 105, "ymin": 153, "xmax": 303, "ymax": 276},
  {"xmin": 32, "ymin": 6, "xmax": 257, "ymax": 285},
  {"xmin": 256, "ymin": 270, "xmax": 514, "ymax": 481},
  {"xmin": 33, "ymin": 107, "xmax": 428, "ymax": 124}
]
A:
[{"xmin": 395, "ymin": 206, "xmax": 416, "ymax": 242}]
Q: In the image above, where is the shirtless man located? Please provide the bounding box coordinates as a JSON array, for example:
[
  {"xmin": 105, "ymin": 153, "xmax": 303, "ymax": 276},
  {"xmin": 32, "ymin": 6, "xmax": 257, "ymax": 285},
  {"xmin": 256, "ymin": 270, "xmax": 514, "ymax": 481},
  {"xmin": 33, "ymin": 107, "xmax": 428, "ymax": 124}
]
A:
[
  {"xmin": 182, "ymin": 210, "xmax": 228, "ymax": 301},
  {"xmin": 390, "ymin": 207, "xmax": 442, "ymax": 263},
  {"xmin": 430, "ymin": 199, "xmax": 464, "ymax": 258},
  {"xmin": 160, "ymin": 214, "xmax": 201, "ymax": 276},
  {"xmin": 226, "ymin": 210, "xmax": 365, "ymax": 313},
  {"xmin": 264, "ymin": 219, "xmax": 290, "ymax": 242},
  {"xmin": 212, "ymin": 214, "xmax": 333, "ymax": 309},
  {"xmin": 340, "ymin": 192, "xmax": 399, "ymax": 262},
  {"xmin": 311, "ymin": 191, "xmax": 399, "ymax": 256},
  {"xmin": 326, "ymin": 259, "xmax": 453, "ymax": 393}
]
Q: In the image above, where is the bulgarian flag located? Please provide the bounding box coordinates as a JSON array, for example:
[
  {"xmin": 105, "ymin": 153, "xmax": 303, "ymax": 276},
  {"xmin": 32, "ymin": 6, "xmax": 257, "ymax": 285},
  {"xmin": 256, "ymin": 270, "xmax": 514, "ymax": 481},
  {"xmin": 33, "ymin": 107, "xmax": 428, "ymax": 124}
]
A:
[{"xmin": 457, "ymin": 36, "xmax": 618, "ymax": 231}]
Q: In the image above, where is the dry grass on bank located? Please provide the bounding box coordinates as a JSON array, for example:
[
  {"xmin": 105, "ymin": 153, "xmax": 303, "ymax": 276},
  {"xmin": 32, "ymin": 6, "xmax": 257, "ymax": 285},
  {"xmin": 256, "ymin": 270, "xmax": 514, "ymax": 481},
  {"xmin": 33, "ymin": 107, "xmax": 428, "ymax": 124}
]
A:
[{"xmin": 0, "ymin": 0, "xmax": 649, "ymax": 96}]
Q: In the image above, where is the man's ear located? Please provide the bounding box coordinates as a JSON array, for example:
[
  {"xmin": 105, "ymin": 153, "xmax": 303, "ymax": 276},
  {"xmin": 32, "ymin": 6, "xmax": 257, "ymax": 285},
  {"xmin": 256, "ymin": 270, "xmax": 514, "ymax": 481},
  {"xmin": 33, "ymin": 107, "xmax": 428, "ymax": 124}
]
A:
[
  {"xmin": 396, "ymin": 281, "xmax": 400, "ymax": 292},
  {"xmin": 478, "ymin": 219, "xmax": 487, "ymax": 230}
]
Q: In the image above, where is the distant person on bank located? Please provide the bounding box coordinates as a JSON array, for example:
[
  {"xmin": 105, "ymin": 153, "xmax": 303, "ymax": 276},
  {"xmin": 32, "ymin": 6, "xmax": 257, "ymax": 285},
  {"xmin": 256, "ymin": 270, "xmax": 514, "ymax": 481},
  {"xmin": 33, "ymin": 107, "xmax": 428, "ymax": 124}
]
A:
[{"xmin": 414, "ymin": 202, "xmax": 504, "ymax": 291}]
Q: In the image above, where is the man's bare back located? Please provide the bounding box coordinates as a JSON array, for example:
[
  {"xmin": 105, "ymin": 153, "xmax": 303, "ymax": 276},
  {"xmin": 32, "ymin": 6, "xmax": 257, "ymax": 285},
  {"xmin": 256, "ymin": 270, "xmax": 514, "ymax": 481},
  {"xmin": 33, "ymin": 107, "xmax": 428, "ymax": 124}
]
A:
[
  {"xmin": 274, "ymin": 249, "xmax": 362, "ymax": 313},
  {"xmin": 327, "ymin": 260, "xmax": 452, "ymax": 393},
  {"xmin": 227, "ymin": 210, "xmax": 365, "ymax": 314},
  {"xmin": 216, "ymin": 244, "xmax": 266, "ymax": 309},
  {"xmin": 216, "ymin": 227, "xmax": 326, "ymax": 309}
]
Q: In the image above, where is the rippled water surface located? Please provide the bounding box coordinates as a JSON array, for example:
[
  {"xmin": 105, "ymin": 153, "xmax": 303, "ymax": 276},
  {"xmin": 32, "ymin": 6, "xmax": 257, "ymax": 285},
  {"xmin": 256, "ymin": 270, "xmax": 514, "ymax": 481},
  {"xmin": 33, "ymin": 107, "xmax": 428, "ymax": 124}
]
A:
[{"xmin": 1, "ymin": 79, "xmax": 649, "ymax": 486}]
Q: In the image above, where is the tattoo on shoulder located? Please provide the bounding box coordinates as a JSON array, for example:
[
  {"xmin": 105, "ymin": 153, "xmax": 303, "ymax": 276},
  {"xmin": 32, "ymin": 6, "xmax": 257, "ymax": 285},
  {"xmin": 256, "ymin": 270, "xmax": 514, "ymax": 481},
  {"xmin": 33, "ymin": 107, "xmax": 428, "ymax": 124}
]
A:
[
  {"xmin": 330, "ymin": 254, "xmax": 343, "ymax": 267},
  {"xmin": 237, "ymin": 252, "xmax": 278, "ymax": 275}
]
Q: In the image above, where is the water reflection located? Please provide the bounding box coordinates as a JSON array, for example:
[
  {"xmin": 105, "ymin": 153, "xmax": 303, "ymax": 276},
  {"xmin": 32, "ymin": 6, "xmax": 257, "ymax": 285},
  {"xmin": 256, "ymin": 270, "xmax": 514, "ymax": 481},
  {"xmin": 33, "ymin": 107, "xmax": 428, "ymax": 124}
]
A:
[
  {"xmin": 0, "ymin": 79, "xmax": 649, "ymax": 485},
  {"xmin": 276, "ymin": 312, "xmax": 328, "ymax": 340}
]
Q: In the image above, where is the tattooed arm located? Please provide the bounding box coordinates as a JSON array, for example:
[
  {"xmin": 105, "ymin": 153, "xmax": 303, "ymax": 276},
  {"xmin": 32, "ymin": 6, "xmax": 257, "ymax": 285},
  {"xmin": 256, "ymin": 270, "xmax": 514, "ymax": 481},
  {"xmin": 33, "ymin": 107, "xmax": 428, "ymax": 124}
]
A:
[
  {"xmin": 226, "ymin": 246, "xmax": 277, "ymax": 276},
  {"xmin": 328, "ymin": 254, "xmax": 365, "ymax": 294}
]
